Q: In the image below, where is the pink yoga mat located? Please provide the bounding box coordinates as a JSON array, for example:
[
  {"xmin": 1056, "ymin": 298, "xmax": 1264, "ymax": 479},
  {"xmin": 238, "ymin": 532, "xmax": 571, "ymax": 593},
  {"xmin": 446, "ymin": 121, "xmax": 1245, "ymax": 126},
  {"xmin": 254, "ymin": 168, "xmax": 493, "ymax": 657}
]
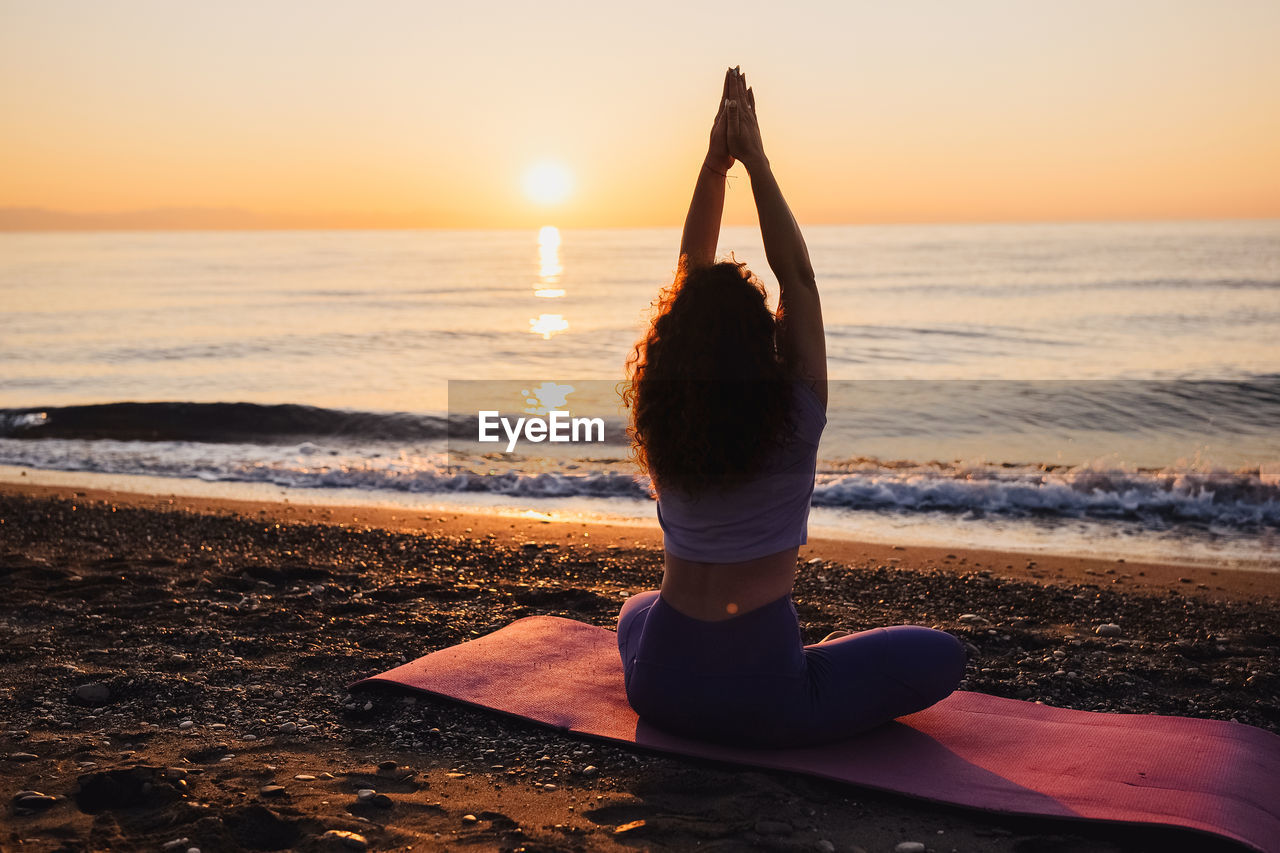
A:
[{"xmin": 350, "ymin": 615, "xmax": 1280, "ymax": 852}]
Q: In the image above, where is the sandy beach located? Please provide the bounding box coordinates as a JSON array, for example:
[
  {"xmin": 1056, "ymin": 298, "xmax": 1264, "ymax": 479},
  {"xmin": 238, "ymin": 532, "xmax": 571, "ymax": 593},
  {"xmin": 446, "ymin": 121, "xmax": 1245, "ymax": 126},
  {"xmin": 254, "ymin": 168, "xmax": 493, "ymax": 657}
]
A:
[{"xmin": 2, "ymin": 480, "xmax": 1277, "ymax": 852}]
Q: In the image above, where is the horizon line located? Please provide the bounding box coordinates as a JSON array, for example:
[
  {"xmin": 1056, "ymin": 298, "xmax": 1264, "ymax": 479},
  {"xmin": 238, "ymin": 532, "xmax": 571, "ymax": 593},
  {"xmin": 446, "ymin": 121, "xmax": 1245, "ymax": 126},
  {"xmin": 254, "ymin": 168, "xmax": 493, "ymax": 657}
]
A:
[{"xmin": 1, "ymin": 206, "xmax": 1277, "ymax": 234}]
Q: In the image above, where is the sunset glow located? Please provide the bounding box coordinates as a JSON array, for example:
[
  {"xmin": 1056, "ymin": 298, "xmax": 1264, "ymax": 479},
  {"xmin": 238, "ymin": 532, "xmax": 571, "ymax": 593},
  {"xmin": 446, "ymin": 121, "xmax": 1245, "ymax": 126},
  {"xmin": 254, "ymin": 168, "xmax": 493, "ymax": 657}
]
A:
[{"xmin": 0, "ymin": 1, "xmax": 1277, "ymax": 229}]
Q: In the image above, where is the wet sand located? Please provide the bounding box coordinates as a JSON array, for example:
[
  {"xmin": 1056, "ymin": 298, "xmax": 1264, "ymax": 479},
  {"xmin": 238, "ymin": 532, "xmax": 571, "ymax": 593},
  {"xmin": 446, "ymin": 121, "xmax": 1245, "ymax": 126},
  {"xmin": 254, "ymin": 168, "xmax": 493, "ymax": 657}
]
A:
[{"xmin": 2, "ymin": 482, "xmax": 1277, "ymax": 852}]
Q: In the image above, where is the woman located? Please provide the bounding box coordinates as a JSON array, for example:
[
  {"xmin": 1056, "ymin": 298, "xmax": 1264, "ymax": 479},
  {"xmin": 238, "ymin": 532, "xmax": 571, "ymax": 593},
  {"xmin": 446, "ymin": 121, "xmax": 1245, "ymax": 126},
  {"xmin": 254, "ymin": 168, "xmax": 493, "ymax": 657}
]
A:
[{"xmin": 618, "ymin": 68, "xmax": 966, "ymax": 748}]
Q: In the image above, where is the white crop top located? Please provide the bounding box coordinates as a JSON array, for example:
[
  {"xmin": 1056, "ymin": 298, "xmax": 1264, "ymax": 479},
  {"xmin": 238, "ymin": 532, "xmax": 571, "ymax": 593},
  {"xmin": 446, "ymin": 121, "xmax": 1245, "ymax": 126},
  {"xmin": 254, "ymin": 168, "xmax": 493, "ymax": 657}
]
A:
[{"xmin": 655, "ymin": 381, "xmax": 826, "ymax": 563}]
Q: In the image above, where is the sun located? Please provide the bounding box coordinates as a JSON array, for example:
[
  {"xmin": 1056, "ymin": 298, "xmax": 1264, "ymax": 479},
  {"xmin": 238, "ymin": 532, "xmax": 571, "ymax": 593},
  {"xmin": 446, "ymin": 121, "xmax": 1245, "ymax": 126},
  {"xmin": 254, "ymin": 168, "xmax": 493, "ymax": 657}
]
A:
[{"xmin": 523, "ymin": 162, "xmax": 572, "ymax": 205}]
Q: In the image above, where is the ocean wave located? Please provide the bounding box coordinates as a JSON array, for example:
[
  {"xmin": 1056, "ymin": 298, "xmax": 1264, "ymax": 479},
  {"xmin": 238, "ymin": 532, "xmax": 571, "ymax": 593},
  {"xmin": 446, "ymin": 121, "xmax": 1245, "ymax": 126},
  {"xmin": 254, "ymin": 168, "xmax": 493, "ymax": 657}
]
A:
[
  {"xmin": 2, "ymin": 437, "xmax": 1276, "ymax": 531},
  {"xmin": 0, "ymin": 402, "xmax": 450, "ymax": 444},
  {"xmin": 813, "ymin": 461, "xmax": 1280, "ymax": 528},
  {"xmin": 820, "ymin": 377, "xmax": 1280, "ymax": 439},
  {"xmin": 0, "ymin": 438, "xmax": 649, "ymax": 499}
]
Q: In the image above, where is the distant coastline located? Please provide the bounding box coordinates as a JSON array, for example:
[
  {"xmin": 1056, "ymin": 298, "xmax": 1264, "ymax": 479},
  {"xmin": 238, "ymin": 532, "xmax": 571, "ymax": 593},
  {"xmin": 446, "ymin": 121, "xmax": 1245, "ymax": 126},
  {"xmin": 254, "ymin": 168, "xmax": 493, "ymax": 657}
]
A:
[{"xmin": 0, "ymin": 206, "xmax": 395, "ymax": 231}]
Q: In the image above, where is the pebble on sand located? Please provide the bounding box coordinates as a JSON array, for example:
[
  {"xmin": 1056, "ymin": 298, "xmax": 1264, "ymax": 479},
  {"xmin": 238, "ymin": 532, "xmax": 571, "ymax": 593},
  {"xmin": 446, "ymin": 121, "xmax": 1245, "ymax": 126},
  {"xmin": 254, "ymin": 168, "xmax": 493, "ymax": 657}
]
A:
[
  {"xmin": 13, "ymin": 792, "xmax": 59, "ymax": 810},
  {"xmin": 1096, "ymin": 623, "xmax": 1123, "ymax": 637},
  {"xmin": 754, "ymin": 819, "xmax": 793, "ymax": 835},
  {"xmin": 319, "ymin": 829, "xmax": 368, "ymax": 851},
  {"xmin": 72, "ymin": 683, "xmax": 111, "ymax": 706},
  {"xmin": 356, "ymin": 788, "xmax": 376, "ymax": 801},
  {"xmin": 895, "ymin": 842, "xmax": 927, "ymax": 853}
]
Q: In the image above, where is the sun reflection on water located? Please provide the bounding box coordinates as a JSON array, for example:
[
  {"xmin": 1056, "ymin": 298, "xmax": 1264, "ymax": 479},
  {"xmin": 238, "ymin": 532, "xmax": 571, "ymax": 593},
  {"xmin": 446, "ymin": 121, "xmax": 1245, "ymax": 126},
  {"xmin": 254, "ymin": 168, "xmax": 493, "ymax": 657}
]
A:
[
  {"xmin": 530, "ymin": 226, "xmax": 568, "ymax": 336},
  {"xmin": 535, "ymin": 225, "xmax": 565, "ymax": 298},
  {"xmin": 530, "ymin": 313, "xmax": 569, "ymax": 339}
]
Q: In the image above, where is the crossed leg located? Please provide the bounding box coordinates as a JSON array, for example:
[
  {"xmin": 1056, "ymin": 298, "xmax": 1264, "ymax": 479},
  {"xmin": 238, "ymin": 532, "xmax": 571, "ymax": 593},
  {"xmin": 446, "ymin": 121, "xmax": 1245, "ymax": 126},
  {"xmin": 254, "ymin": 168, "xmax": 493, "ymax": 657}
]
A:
[
  {"xmin": 798, "ymin": 624, "xmax": 968, "ymax": 741},
  {"xmin": 617, "ymin": 589, "xmax": 967, "ymax": 746}
]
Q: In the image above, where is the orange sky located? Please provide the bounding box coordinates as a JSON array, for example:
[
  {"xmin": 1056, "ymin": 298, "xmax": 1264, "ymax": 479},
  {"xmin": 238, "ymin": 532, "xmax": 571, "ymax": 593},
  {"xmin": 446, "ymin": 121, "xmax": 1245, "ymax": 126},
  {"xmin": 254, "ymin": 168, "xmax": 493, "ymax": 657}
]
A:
[{"xmin": 1, "ymin": 0, "xmax": 1278, "ymax": 229}]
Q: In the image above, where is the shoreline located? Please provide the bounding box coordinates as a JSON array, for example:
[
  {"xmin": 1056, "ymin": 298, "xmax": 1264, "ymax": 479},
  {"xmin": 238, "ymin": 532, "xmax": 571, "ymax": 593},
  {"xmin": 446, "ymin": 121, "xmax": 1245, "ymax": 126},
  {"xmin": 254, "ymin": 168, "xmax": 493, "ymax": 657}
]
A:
[
  {"xmin": 4, "ymin": 461, "xmax": 1277, "ymax": 575},
  {"xmin": 3, "ymin": 478, "xmax": 1276, "ymax": 603},
  {"xmin": 2, "ymin": 484, "xmax": 1277, "ymax": 851}
]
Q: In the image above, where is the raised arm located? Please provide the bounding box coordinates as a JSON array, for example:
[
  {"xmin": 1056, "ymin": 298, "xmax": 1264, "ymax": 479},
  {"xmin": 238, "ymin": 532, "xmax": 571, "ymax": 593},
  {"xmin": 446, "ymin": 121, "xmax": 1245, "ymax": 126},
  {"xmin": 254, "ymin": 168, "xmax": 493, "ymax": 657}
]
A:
[
  {"xmin": 726, "ymin": 70, "xmax": 827, "ymax": 406},
  {"xmin": 678, "ymin": 69, "xmax": 737, "ymax": 268}
]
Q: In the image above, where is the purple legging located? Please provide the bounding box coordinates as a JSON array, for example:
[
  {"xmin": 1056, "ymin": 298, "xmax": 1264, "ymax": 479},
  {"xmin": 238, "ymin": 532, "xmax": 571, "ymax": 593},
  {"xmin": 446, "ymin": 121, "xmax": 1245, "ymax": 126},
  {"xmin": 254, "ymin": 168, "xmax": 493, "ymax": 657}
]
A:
[{"xmin": 617, "ymin": 589, "xmax": 966, "ymax": 748}]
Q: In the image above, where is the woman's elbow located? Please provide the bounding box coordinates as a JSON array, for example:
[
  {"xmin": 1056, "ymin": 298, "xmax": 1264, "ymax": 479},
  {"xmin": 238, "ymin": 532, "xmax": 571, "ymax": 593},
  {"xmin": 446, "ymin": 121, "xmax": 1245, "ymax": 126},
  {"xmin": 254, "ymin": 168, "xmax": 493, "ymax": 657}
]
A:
[{"xmin": 781, "ymin": 265, "xmax": 817, "ymax": 291}]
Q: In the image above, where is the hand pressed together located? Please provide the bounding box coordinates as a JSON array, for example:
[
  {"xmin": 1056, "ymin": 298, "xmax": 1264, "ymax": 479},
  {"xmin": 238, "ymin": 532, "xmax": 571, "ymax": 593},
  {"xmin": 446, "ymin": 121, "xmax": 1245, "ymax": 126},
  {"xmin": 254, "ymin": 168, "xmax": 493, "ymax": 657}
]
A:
[
  {"xmin": 704, "ymin": 66, "xmax": 768, "ymax": 175},
  {"xmin": 725, "ymin": 66, "xmax": 767, "ymax": 172},
  {"xmin": 704, "ymin": 68, "xmax": 736, "ymax": 173}
]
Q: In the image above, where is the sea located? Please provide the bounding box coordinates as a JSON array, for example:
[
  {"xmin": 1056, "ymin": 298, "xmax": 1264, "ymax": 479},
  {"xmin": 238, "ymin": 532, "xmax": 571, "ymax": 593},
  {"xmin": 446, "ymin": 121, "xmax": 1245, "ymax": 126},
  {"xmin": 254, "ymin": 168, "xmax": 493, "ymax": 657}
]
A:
[{"xmin": 2, "ymin": 220, "xmax": 1278, "ymax": 570}]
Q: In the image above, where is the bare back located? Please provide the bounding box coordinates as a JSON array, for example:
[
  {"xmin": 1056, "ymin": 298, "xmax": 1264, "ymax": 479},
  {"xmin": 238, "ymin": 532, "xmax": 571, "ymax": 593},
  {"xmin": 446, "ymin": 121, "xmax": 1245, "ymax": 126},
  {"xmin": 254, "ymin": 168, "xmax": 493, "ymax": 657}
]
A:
[{"xmin": 659, "ymin": 546, "xmax": 798, "ymax": 621}]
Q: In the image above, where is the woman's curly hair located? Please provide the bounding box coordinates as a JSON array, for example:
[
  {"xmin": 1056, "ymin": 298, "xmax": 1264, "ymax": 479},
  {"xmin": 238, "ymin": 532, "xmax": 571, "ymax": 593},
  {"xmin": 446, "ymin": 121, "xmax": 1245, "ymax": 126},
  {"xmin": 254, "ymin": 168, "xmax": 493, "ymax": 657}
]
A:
[{"xmin": 624, "ymin": 259, "xmax": 793, "ymax": 496}]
